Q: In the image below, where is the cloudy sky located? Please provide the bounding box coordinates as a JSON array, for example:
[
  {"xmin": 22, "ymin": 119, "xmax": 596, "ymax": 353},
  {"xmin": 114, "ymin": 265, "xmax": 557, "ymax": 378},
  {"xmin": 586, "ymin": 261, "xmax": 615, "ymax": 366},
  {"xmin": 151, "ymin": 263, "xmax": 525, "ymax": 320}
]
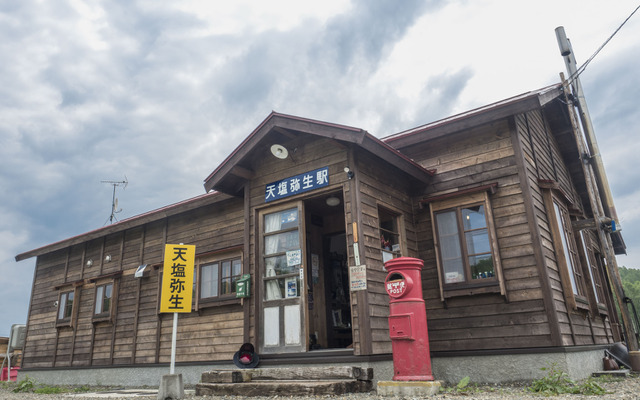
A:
[{"xmin": 2, "ymin": 0, "xmax": 639, "ymax": 337}]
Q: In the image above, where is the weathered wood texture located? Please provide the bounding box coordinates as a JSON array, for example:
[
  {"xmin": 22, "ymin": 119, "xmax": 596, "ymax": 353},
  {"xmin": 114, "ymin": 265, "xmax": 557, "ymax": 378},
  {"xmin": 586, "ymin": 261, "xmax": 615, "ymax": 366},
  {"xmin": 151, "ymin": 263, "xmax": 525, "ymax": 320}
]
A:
[
  {"xmin": 514, "ymin": 110, "xmax": 613, "ymax": 346},
  {"xmin": 244, "ymin": 135, "xmax": 353, "ymax": 352},
  {"xmin": 407, "ymin": 120, "xmax": 554, "ymax": 351},
  {"xmin": 22, "ymin": 197, "xmax": 245, "ymax": 368},
  {"xmin": 354, "ymin": 149, "xmax": 419, "ymax": 354}
]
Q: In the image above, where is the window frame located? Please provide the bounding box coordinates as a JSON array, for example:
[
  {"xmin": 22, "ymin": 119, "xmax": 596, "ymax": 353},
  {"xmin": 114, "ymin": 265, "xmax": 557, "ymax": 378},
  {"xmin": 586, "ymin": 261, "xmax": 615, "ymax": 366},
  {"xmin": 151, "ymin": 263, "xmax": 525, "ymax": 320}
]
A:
[
  {"xmin": 55, "ymin": 282, "xmax": 81, "ymax": 328},
  {"xmin": 378, "ymin": 205, "xmax": 404, "ymax": 264},
  {"xmin": 93, "ymin": 281, "xmax": 115, "ymax": 322},
  {"xmin": 428, "ymin": 190, "xmax": 505, "ymax": 301},
  {"xmin": 543, "ymin": 190, "xmax": 589, "ymax": 311},
  {"xmin": 578, "ymin": 230, "xmax": 608, "ymax": 315},
  {"xmin": 56, "ymin": 290, "xmax": 75, "ymax": 326},
  {"xmin": 196, "ymin": 252, "xmax": 243, "ymax": 308}
]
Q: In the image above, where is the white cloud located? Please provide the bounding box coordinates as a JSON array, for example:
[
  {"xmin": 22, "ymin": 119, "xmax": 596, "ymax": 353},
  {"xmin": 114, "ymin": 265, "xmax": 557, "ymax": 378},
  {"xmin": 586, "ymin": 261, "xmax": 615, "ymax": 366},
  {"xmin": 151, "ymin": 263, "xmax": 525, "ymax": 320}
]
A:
[{"xmin": 2, "ymin": 0, "xmax": 640, "ymax": 336}]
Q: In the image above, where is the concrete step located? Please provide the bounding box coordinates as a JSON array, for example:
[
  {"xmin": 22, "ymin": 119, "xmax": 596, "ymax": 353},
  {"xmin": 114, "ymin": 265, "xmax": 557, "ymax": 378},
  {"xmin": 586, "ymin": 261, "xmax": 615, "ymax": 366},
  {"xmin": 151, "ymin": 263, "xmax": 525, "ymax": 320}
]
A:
[
  {"xmin": 201, "ymin": 366, "xmax": 373, "ymax": 383},
  {"xmin": 196, "ymin": 379, "xmax": 374, "ymax": 397}
]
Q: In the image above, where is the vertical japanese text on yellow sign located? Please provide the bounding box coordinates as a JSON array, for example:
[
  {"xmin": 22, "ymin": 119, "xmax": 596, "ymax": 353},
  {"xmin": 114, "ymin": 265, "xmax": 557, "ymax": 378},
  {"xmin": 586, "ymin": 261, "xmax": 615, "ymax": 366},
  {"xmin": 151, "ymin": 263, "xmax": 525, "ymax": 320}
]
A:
[{"xmin": 160, "ymin": 244, "xmax": 195, "ymax": 313}]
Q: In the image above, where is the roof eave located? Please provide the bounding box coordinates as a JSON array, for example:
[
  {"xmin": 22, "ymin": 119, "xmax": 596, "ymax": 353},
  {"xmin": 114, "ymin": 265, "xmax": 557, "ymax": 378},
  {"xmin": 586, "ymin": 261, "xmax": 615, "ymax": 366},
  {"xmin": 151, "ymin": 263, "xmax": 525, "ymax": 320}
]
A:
[{"xmin": 16, "ymin": 191, "xmax": 231, "ymax": 262}]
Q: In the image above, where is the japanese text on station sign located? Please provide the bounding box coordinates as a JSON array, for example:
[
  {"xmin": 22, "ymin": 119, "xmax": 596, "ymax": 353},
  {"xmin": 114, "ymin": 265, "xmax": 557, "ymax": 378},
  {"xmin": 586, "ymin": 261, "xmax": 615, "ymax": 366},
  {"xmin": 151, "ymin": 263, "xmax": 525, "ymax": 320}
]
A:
[
  {"xmin": 265, "ymin": 166, "xmax": 329, "ymax": 203},
  {"xmin": 160, "ymin": 244, "xmax": 195, "ymax": 313}
]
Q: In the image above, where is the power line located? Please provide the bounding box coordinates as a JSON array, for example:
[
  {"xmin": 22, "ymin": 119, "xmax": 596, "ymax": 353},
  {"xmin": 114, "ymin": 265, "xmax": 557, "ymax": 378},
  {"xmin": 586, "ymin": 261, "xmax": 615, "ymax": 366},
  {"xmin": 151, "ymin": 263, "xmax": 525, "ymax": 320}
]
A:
[{"xmin": 568, "ymin": 3, "xmax": 640, "ymax": 85}]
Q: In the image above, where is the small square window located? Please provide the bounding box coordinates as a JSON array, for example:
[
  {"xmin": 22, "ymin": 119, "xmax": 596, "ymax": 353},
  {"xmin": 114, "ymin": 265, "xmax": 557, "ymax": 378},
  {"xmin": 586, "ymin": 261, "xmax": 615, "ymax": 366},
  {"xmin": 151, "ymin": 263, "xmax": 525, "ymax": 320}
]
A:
[
  {"xmin": 379, "ymin": 206, "xmax": 402, "ymax": 262},
  {"xmin": 58, "ymin": 291, "xmax": 74, "ymax": 321},
  {"xmin": 94, "ymin": 283, "xmax": 113, "ymax": 316},
  {"xmin": 199, "ymin": 256, "xmax": 242, "ymax": 302}
]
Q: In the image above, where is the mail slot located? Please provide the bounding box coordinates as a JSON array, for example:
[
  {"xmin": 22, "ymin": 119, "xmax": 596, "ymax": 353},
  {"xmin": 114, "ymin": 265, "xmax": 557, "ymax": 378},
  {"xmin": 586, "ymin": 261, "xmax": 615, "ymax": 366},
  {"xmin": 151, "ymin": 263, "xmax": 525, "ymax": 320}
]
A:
[
  {"xmin": 384, "ymin": 257, "xmax": 434, "ymax": 381},
  {"xmin": 389, "ymin": 314, "xmax": 413, "ymax": 340}
]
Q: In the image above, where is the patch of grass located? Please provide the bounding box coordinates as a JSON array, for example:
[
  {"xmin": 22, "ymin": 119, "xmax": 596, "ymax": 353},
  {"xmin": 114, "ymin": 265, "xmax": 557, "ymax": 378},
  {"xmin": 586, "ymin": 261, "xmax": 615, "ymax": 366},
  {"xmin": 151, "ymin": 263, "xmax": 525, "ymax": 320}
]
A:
[
  {"xmin": 527, "ymin": 363, "xmax": 607, "ymax": 395},
  {"xmin": 34, "ymin": 386, "xmax": 65, "ymax": 394},
  {"xmin": 441, "ymin": 376, "xmax": 498, "ymax": 395},
  {"xmin": 12, "ymin": 376, "xmax": 35, "ymax": 393}
]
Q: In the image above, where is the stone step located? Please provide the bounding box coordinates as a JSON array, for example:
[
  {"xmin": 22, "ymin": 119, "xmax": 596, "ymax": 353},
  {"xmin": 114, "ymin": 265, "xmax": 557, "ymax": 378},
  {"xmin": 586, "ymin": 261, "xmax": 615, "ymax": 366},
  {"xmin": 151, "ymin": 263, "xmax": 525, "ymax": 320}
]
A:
[
  {"xmin": 251, "ymin": 366, "xmax": 373, "ymax": 381},
  {"xmin": 201, "ymin": 366, "xmax": 373, "ymax": 383},
  {"xmin": 196, "ymin": 379, "xmax": 374, "ymax": 397}
]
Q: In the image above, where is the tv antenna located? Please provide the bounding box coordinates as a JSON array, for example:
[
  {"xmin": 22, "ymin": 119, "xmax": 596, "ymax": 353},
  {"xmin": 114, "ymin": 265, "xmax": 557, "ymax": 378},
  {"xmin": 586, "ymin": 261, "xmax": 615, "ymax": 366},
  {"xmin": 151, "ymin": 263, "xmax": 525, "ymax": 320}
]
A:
[{"xmin": 102, "ymin": 177, "xmax": 128, "ymax": 225}]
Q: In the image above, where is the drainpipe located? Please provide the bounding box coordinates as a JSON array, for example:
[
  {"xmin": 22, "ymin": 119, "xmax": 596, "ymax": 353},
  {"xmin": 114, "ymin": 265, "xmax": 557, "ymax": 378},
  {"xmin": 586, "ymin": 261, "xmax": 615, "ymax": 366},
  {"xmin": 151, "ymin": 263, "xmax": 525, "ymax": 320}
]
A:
[{"xmin": 555, "ymin": 26, "xmax": 638, "ymax": 351}]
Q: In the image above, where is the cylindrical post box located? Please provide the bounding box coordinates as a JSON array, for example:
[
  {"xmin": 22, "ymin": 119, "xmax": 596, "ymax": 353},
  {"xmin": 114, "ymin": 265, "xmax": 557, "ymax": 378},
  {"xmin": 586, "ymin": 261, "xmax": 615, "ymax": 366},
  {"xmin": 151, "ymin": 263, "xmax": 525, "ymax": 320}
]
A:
[{"xmin": 384, "ymin": 257, "xmax": 433, "ymax": 381}]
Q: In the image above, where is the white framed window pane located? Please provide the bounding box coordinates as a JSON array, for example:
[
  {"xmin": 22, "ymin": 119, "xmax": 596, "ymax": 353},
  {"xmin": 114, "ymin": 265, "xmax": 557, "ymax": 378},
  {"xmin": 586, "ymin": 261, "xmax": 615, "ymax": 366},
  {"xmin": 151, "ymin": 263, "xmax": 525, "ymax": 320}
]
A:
[
  {"xmin": 222, "ymin": 260, "xmax": 231, "ymax": 278},
  {"xmin": 265, "ymin": 208, "xmax": 298, "ymax": 233},
  {"xmin": 201, "ymin": 263, "xmax": 219, "ymax": 298},
  {"xmin": 284, "ymin": 304, "xmax": 301, "ymax": 345},
  {"xmin": 462, "ymin": 205, "xmax": 487, "ymax": 230},
  {"xmin": 265, "ymin": 278, "xmax": 284, "ymax": 300},
  {"xmin": 265, "ymin": 255, "xmax": 294, "ymax": 276},
  {"xmin": 437, "ymin": 211, "xmax": 465, "ymax": 284},
  {"xmin": 264, "ymin": 307, "xmax": 280, "ymax": 346},
  {"xmin": 465, "ymin": 228, "xmax": 491, "ymax": 255},
  {"xmin": 66, "ymin": 292, "xmax": 74, "ymax": 318},
  {"xmin": 265, "ymin": 231, "xmax": 299, "ymax": 255},
  {"xmin": 554, "ymin": 203, "xmax": 578, "ymax": 294},
  {"xmin": 469, "ymin": 255, "xmax": 495, "ymax": 280},
  {"xmin": 580, "ymin": 231, "xmax": 600, "ymax": 303},
  {"xmin": 95, "ymin": 286, "xmax": 104, "ymax": 314},
  {"xmin": 436, "ymin": 211, "xmax": 458, "ymax": 235},
  {"xmin": 232, "ymin": 259, "xmax": 242, "ymax": 276},
  {"xmin": 58, "ymin": 295, "xmax": 67, "ymax": 320},
  {"xmin": 103, "ymin": 284, "xmax": 112, "ymax": 313}
]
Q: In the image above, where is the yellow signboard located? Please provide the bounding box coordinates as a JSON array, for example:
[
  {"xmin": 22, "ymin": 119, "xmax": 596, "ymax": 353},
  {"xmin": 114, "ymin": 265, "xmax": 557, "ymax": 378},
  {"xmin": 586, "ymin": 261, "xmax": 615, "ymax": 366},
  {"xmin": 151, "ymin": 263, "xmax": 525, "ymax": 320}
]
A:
[{"xmin": 160, "ymin": 244, "xmax": 195, "ymax": 313}]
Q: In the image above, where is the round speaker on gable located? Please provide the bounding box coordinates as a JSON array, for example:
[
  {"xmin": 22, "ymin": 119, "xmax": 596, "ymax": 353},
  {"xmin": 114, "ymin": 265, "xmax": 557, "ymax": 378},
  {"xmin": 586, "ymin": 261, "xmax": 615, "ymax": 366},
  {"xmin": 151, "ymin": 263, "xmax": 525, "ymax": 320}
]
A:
[{"xmin": 270, "ymin": 144, "xmax": 289, "ymax": 159}]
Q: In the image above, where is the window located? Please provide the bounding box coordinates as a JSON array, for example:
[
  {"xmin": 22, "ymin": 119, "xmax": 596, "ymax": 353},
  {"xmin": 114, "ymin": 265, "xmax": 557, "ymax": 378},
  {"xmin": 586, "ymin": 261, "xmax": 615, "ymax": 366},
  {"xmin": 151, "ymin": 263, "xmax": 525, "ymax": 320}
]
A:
[
  {"xmin": 200, "ymin": 257, "xmax": 242, "ymax": 301},
  {"xmin": 94, "ymin": 283, "xmax": 113, "ymax": 316},
  {"xmin": 379, "ymin": 206, "xmax": 402, "ymax": 263},
  {"xmin": 580, "ymin": 231, "xmax": 606, "ymax": 308},
  {"xmin": 427, "ymin": 188, "xmax": 504, "ymax": 300},
  {"xmin": 57, "ymin": 291, "xmax": 74, "ymax": 322},
  {"xmin": 435, "ymin": 203, "xmax": 496, "ymax": 284},
  {"xmin": 551, "ymin": 200, "xmax": 587, "ymax": 303},
  {"xmin": 263, "ymin": 207, "xmax": 301, "ymax": 301}
]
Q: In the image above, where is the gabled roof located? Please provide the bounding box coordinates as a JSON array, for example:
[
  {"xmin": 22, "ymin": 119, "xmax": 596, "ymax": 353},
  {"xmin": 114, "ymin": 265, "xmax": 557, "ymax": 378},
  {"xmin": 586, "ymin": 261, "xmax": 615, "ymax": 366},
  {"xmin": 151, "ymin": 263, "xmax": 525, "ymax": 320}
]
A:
[
  {"xmin": 203, "ymin": 111, "xmax": 434, "ymax": 194},
  {"xmin": 383, "ymin": 84, "xmax": 564, "ymax": 148},
  {"xmin": 15, "ymin": 191, "xmax": 231, "ymax": 262}
]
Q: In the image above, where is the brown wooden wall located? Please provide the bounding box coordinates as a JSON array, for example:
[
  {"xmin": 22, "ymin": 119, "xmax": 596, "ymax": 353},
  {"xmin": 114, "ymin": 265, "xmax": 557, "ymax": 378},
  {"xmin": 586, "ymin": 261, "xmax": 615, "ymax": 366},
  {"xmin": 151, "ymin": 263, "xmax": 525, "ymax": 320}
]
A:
[
  {"xmin": 22, "ymin": 198, "xmax": 246, "ymax": 369},
  {"xmin": 244, "ymin": 135, "xmax": 353, "ymax": 352},
  {"xmin": 355, "ymin": 149, "xmax": 419, "ymax": 354},
  {"xmin": 405, "ymin": 119, "xmax": 554, "ymax": 351},
  {"xmin": 514, "ymin": 110, "xmax": 613, "ymax": 346}
]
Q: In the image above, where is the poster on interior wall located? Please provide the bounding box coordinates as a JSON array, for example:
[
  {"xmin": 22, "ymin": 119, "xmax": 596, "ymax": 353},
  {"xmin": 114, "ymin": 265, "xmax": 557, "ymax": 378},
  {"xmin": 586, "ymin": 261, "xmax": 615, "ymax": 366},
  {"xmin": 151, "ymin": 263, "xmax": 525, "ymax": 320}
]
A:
[
  {"xmin": 349, "ymin": 265, "xmax": 367, "ymax": 291},
  {"xmin": 265, "ymin": 166, "xmax": 329, "ymax": 202},
  {"xmin": 286, "ymin": 249, "xmax": 301, "ymax": 267},
  {"xmin": 286, "ymin": 277, "xmax": 298, "ymax": 298}
]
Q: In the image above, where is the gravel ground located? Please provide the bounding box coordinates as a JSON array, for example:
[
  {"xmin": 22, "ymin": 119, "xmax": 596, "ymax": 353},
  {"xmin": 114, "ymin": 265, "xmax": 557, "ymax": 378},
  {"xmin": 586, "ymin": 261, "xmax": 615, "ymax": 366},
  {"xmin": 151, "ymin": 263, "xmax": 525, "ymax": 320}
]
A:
[{"xmin": 1, "ymin": 374, "xmax": 639, "ymax": 400}]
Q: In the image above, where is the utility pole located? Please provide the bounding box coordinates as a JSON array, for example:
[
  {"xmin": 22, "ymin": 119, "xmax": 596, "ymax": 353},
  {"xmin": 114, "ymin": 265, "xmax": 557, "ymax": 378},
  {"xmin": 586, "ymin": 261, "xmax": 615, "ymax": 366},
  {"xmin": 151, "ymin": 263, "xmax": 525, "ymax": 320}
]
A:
[{"xmin": 555, "ymin": 26, "xmax": 638, "ymax": 351}]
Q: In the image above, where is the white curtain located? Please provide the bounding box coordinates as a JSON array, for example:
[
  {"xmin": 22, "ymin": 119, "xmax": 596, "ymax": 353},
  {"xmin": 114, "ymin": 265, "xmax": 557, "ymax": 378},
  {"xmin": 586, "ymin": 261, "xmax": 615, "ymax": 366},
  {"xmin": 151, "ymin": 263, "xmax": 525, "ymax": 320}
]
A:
[{"xmin": 265, "ymin": 213, "xmax": 283, "ymax": 300}]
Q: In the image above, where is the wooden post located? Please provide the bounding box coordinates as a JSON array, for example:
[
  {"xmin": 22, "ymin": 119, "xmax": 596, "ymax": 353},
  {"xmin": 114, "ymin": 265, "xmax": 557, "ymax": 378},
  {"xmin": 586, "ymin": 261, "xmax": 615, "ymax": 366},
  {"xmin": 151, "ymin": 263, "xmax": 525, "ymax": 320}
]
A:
[{"xmin": 558, "ymin": 73, "xmax": 638, "ymax": 351}]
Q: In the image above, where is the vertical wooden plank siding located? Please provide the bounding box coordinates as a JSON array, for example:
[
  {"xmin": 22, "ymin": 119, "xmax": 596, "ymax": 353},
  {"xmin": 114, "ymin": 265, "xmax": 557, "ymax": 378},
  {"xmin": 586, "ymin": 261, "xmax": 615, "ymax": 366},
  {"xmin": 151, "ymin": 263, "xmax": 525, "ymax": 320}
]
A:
[
  {"xmin": 405, "ymin": 120, "xmax": 553, "ymax": 351},
  {"xmin": 511, "ymin": 115, "xmax": 562, "ymax": 346},
  {"xmin": 349, "ymin": 148, "xmax": 372, "ymax": 355}
]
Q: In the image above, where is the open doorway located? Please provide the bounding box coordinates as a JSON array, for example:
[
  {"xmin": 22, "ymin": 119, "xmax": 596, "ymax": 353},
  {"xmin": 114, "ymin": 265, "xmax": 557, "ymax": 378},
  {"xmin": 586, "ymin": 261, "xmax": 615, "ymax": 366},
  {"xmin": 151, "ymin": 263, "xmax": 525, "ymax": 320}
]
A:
[{"xmin": 304, "ymin": 192, "xmax": 353, "ymax": 350}]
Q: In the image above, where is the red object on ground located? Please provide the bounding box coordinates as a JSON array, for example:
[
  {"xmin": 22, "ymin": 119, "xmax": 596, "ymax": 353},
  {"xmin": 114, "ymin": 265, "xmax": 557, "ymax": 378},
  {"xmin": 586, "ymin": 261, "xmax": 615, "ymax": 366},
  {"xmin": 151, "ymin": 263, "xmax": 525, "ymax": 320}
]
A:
[
  {"xmin": 384, "ymin": 257, "xmax": 434, "ymax": 381},
  {"xmin": 1, "ymin": 366, "xmax": 20, "ymax": 382}
]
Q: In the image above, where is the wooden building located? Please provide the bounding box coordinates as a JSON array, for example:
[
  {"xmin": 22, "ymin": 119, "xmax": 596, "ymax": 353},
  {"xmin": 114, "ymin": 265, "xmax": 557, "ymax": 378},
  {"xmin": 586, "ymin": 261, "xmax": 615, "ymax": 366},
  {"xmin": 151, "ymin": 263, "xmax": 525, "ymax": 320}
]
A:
[{"xmin": 16, "ymin": 82, "xmax": 628, "ymax": 384}]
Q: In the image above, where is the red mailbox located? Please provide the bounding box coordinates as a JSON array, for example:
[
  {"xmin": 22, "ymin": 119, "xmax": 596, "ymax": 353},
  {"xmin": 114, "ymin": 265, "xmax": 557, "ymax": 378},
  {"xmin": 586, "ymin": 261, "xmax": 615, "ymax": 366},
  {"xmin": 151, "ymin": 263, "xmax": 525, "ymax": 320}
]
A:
[{"xmin": 385, "ymin": 257, "xmax": 434, "ymax": 381}]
